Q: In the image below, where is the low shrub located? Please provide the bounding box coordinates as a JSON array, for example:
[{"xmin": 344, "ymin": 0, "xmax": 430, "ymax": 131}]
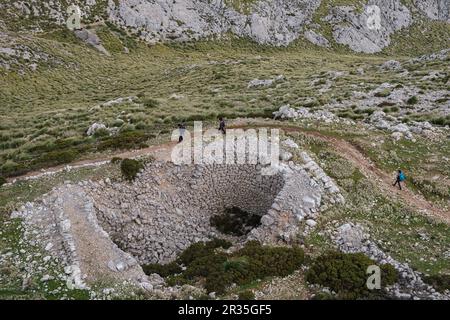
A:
[
  {"xmin": 97, "ymin": 131, "xmax": 153, "ymax": 151},
  {"xmin": 120, "ymin": 158, "xmax": 143, "ymax": 181},
  {"xmin": 141, "ymin": 239, "xmax": 305, "ymax": 296},
  {"xmin": 33, "ymin": 149, "xmax": 79, "ymax": 167},
  {"xmin": 177, "ymin": 238, "xmax": 232, "ymax": 266},
  {"xmin": 0, "ymin": 176, "xmax": 6, "ymax": 187},
  {"xmin": 406, "ymin": 96, "xmax": 418, "ymax": 105},
  {"xmin": 92, "ymin": 128, "xmax": 110, "ymax": 138},
  {"xmin": 423, "ymin": 274, "xmax": 450, "ymax": 293},
  {"xmin": 238, "ymin": 290, "xmax": 255, "ymax": 300},
  {"xmin": 111, "ymin": 157, "xmax": 122, "ymax": 164},
  {"xmin": 374, "ymin": 89, "xmax": 391, "ymax": 97},
  {"xmin": 430, "ymin": 115, "xmax": 450, "ymax": 126},
  {"xmin": 142, "ymin": 262, "xmax": 182, "ymax": 277},
  {"xmin": 237, "ymin": 241, "xmax": 305, "ymax": 279},
  {"xmin": 143, "ymin": 98, "xmax": 160, "ymax": 108},
  {"xmin": 184, "ymin": 253, "xmax": 228, "ymax": 280},
  {"xmin": 306, "ymin": 251, "xmax": 398, "ymax": 299},
  {"xmin": 210, "ymin": 207, "xmax": 261, "ymax": 236}
]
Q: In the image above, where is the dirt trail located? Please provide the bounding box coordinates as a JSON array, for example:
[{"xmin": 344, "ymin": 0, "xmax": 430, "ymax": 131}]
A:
[
  {"xmin": 233, "ymin": 123, "xmax": 450, "ymax": 224},
  {"xmin": 7, "ymin": 141, "xmax": 176, "ymax": 184},
  {"xmin": 309, "ymin": 130, "xmax": 449, "ymax": 223},
  {"xmin": 7, "ymin": 124, "xmax": 449, "ymax": 224}
]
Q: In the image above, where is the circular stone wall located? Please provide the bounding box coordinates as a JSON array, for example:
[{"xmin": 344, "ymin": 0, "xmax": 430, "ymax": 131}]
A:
[{"xmin": 86, "ymin": 162, "xmax": 285, "ymax": 264}]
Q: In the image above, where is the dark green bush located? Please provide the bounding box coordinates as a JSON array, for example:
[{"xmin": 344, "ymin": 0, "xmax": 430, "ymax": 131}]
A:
[
  {"xmin": 184, "ymin": 253, "xmax": 228, "ymax": 279},
  {"xmin": 237, "ymin": 241, "xmax": 305, "ymax": 279},
  {"xmin": 430, "ymin": 115, "xmax": 450, "ymax": 126},
  {"xmin": 166, "ymin": 274, "xmax": 191, "ymax": 286},
  {"xmin": 141, "ymin": 239, "xmax": 305, "ymax": 295},
  {"xmin": 238, "ymin": 290, "xmax": 255, "ymax": 300},
  {"xmin": 374, "ymin": 89, "xmax": 391, "ymax": 97},
  {"xmin": 0, "ymin": 176, "xmax": 6, "ymax": 187},
  {"xmin": 93, "ymin": 128, "xmax": 110, "ymax": 138},
  {"xmin": 111, "ymin": 157, "xmax": 122, "ymax": 164},
  {"xmin": 210, "ymin": 207, "xmax": 261, "ymax": 236},
  {"xmin": 407, "ymin": 96, "xmax": 418, "ymax": 105},
  {"xmin": 143, "ymin": 98, "xmax": 160, "ymax": 108},
  {"xmin": 177, "ymin": 238, "xmax": 232, "ymax": 266},
  {"xmin": 306, "ymin": 251, "xmax": 398, "ymax": 299},
  {"xmin": 33, "ymin": 149, "xmax": 79, "ymax": 167},
  {"xmin": 97, "ymin": 131, "xmax": 152, "ymax": 151},
  {"xmin": 423, "ymin": 274, "xmax": 450, "ymax": 293},
  {"xmin": 204, "ymin": 271, "xmax": 234, "ymax": 294},
  {"xmin": 142, "ymin": 261, "xmax": 182, "ymax": 277},
  {"xmin": 120, "ymin": 158, "xmax": 143, "ymax": 181}
]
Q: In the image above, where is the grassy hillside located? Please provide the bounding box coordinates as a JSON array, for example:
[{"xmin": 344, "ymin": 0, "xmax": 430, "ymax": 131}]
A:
[{"xmin": 0, "ymin": 20, "xmax": 449, "ymax": 178}]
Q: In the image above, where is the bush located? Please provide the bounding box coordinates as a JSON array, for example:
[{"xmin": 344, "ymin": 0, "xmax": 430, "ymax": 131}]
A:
[
  {"xmin": 0, "ymin": 176, "xmax": 6, "ymax": 187},
  {"xmin": 238, "ymin": 290, "xmax": 255, "ymax": 300},
  {"xmin": 423, "ymin": 274, "xmax": 450, "ymax": 293},
  {"xmin": 210, "ymin": 207, "xmax": 261, "ymax": 236},
  {"xmin": 120, "ymin": 158, "xmax": 143, "ymax": 181},
  {"xmin": 407, "ymin": 96, "xmax": 418, "ymax": 105},
  {"xmin": 142, "ymin": 262, "xmax": 182, "ymax": 277},
  {"xmin": 98, "ymin": 131, "xmax": 152, "ymax": 151},
  {"xmin": 430, "ymin": 115, "xmax": 450, "ymax": 126},
  {"xmin": 374, "ymin": 89, "xmax": 391, "ymax": 97},
  {"xmin": 142, "ymin": 239, "xmax": 305, "ymax": 296},
  {"xmin": 237, "ymin": 241, "xmax": 305, "ymax": 279},
  {"xmin": 33, "ymin": 149, "xmax": 79, "ymax": 167},
  {"xmin": 143, "ymin": 98, "xmax": 160, "ymax": 108},
  {"xmin": 111, "ymin": 157, "xmax": 122, "ymax": 164},
  {"xmin": 306, "ymin": 251, "xmax": 398, "ymax": 299},
  {"xmin": 92, "ymin": 128, "xmax": 110, "ymax": 138},
  {"xmin": 204, "ymin": 271, "xmax": 234, "ymax": 294},
  {"xmin": 184, "ymin": 253, "xmax": 228, "ymax": 280},
  {"xmin": 177, "ymin": 238, "xmax": 232, "ymax": 266}
]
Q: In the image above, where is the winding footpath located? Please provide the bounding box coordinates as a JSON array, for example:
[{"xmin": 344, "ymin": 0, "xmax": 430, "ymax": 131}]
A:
[{"xmin": 5, "ymin": 123, "xmax": 449, "ymax": 224}]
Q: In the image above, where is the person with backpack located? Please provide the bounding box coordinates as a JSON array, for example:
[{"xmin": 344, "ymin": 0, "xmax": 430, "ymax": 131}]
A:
[
  {"xmin": 393, "ymin": 169, "xmax": 406, "ymax": 190},
  {"xmin": 218, "ymin": 117, "xmax": 226, "ymax": 135},
  {"xmin": 178, "ymin": 121, "xmax": 186, "ymax": 143}
]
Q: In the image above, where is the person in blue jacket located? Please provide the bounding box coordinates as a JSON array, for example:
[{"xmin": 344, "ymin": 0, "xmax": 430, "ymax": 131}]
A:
[{"xmin": 393, "ymin": 170, "xmax": 406, "ymax": 190}]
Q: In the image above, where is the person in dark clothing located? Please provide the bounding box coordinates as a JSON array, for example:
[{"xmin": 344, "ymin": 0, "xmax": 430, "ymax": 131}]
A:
[
  {"xmin": 393, "ymin": 170, "xmax": 406, "ymax": 190},
  {"xmin": 218, "ymin": 117, "xmax": 226, "ymax": 134},
  {"xmin": 178, "ymin": 122, "xmax": 186, "ymax": 143}
]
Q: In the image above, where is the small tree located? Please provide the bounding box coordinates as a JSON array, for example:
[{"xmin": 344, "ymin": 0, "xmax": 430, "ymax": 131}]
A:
[{"xmin": 120, "ymin": 158, "xmax": 143, "ymax": 181}]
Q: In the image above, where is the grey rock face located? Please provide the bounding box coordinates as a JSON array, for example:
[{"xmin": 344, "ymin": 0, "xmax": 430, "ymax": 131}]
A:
[
  {"xmin": 325, "ymin": 0, "xmax": 411, "ymax": 53},
  {"xmin": 1, "ymin": 1, "xmax": 447, "ymax": 53},
  {"xmin": 107, "ymin": 0, "xmax": 321, "ymax": 46},
  {"xmin": 415, "ymin": 0, "xmax": 450, "ymax": 21},
  {"xmin": 74, "ymin": 29, "xmax": 110, "ymax": 55},
  {"xmin": 304, "ymin": 29, "xmax": 330, "ymax": 47}
]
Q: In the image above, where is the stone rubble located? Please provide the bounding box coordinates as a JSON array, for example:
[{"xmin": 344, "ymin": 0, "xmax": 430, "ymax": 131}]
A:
[
  {"xmin": 247, "ymin": 75, "xmax": 285, "ymax": 88},
  {"xmin": 273, "ymin": 105, "xmax": 353, "ymax": 125}
]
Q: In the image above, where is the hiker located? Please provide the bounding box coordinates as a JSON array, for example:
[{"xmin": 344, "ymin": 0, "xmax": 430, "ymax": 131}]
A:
[
  {"xmin": 218, "ymin": 117, "xmax": 226, "ymax": 135},
  {"xmin": 393, "ymin": 169, "xmax": 406, "ymax": 190},
  {"xmin": 178, "ymin": 121, "xmax": 186, "ymax": 143}
]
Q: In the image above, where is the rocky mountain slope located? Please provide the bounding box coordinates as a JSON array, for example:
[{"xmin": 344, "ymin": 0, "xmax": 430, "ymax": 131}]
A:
[{"xmin": 1, "ymin": 0, "xmax": 449, "ymax": 53}]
